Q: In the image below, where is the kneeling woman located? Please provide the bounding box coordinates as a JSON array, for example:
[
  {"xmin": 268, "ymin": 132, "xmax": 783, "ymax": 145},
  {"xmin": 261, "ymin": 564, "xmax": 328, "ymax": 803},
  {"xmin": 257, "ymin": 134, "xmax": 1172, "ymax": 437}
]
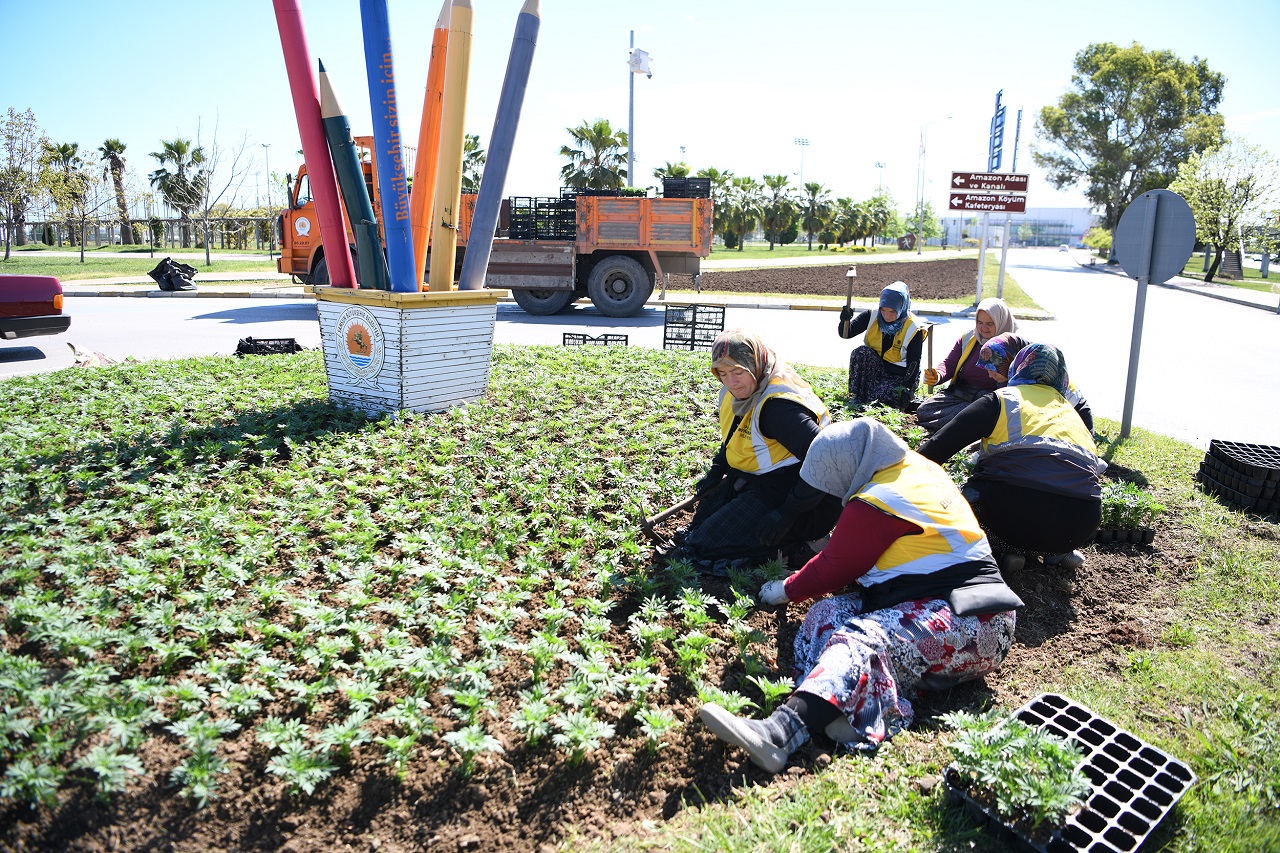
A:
[
  {"xmin": 918, "ymin": 343, "xmax": 1103, "ymax": 570},
  {"xmin": 699, "ymin": 419, "xmax": 1021, "ymax": 772},
  {"xmin": 840, "ymin": 281, "xmax": 929, "ymax": 410},
  {"xmin": 679, "ymin": 329, "xmax": 843, "ymax": 573}
]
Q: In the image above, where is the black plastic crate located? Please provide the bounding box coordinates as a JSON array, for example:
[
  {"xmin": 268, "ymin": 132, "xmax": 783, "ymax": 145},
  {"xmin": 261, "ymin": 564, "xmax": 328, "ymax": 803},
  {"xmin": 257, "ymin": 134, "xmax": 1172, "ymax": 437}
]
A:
[
  {"xmin": 663, "ymin": 303, "xmax": 725, "ymax": 352},
  {"xmin": 946, "ymin": 692, "xmax": 1195, "ymax": 853},
  {"xmin": 662, "ymin": 177, "xmax": 711, "ymax": 199},
  {"xmin": 507, "ymin": 196, "xmax": 577, "ymax": 240},
  {"xmin": 1208, "ymin": 440, "xmax": 1280, "ymax": 483},
  {"xmin": 235, "ymin": 337, "xmax": 303, "ymax": 356},
  {"xmin": 562, "ymin": 333, "xmax": 628, "ymax": 347}
]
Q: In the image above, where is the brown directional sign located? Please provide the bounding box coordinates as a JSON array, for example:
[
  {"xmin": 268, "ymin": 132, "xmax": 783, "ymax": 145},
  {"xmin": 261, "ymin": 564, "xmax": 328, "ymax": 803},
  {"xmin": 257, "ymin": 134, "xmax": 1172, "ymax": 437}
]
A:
[
  {"xmin": 948, "ymin": 192, "xmax": 1028, "ymax": 213},
  {"xmin": 951, "ymin": 171, "xmax": 1029, "ymax": 192}
]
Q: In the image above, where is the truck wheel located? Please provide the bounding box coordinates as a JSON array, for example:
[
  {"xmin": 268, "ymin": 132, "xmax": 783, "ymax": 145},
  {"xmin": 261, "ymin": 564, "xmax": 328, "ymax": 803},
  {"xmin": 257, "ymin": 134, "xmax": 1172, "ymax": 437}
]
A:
[
  {"xmin": 512, "ymin": 288, "xmax": 575, "ymax": 315},
  {"xmin": 310, "ymin": 255, "xmax": 329, "ymax": 286},
  {"xmin": 587, "ymin": 256, "xmax": 651, "ymax": 317}
]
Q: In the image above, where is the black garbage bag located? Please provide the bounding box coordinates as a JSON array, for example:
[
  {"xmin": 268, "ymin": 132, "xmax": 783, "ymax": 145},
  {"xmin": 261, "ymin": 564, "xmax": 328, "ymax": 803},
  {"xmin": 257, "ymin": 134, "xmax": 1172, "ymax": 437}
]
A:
[{"xmin": 147, "ymin": 257, "xmax": 198, "ymax": 291}]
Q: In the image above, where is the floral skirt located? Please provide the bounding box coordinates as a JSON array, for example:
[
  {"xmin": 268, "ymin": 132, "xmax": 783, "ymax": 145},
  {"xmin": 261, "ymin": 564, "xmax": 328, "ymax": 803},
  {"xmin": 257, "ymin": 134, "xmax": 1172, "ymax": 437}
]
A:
[
  {"xmin": 847, "ymin": 346, "xmax": 918, "ymax": 410},
  {"xmin": 792, "ymin": 592, "xmax": 1016, "ymax": 751}
]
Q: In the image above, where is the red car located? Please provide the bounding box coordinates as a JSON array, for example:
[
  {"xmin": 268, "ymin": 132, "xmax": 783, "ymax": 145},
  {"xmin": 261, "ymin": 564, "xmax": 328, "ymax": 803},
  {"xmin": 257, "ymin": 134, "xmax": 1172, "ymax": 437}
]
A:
[{"xmin": 0, "ymin": 274, "xmax": 71, "ymax": 340}]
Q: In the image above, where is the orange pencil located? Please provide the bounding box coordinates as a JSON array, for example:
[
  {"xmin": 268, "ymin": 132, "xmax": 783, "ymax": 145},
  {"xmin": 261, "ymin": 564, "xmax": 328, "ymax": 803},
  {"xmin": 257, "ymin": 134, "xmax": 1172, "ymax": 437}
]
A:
[{"xmin": 411, "ymin": 0, "xmax": 451, "ymax": 291}]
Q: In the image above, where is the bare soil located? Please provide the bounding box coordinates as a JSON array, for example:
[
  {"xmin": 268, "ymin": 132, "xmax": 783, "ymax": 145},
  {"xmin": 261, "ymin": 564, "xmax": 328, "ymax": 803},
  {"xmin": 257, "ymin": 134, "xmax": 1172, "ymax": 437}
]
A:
[{"xmin": 697, "ymin": 258, "xmax": 978, "ymax": 301}]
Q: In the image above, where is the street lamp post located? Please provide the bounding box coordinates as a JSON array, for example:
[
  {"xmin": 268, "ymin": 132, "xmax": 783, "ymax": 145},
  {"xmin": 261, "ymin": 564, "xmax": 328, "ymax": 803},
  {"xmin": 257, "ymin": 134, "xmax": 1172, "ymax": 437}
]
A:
[
  {"xmin": 794, "ymin": 138, "xmax": 809, "ymax": 185},
  {"xmin": 262, "ymin": 143, "xmax": 273, "ymax": 260},
  {"xmin": 915, "ymin": 117, "xmax": 951, "ymax": 255},
  {"xmin": 627, "ymin": 31, "xmax": 652, "ymax": 189},
  {"xmin": 875, "ymin": 161, "xmax": 885, "ymax": 190}
]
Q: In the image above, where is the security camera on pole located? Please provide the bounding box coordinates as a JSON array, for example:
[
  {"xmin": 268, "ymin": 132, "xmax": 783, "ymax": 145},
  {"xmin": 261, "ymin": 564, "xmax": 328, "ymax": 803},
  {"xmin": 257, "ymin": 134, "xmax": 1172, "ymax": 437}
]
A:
[{"xmin": 627, "ymin": 32, "xmax": 651, "ymax": 189}]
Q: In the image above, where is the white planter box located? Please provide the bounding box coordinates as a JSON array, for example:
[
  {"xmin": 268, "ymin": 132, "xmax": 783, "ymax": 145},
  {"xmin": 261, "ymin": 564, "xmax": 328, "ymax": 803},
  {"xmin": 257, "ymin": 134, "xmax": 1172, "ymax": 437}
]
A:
[{"xmin": 315, "ymin": 288, "xmax": 502, "ymax": 415}]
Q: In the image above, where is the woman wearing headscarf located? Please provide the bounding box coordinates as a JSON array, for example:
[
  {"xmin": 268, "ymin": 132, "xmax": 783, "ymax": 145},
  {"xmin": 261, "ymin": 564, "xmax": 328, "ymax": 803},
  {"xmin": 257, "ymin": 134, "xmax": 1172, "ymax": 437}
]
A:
[
  {"xmin": 978, "ymin": 332, "xmax": 1095, "ymax": 431},
  {"xmin": 698, "ymin": 419, "xmax": 1021, "ymax": 773},
  {"xmin": 918, "ymin": 343, "xmax": 1104, "ymax": 572},
  {"xmin": 677, "ymin": 329, "xmax": 843, "ymax": 574},
  {"xmin": 838, "ymin": 281, "xmax": 928, "ymax": 410},
  {"xmin": 916, "ymin": 297, "xmax": 1018, "ymax": 434}
]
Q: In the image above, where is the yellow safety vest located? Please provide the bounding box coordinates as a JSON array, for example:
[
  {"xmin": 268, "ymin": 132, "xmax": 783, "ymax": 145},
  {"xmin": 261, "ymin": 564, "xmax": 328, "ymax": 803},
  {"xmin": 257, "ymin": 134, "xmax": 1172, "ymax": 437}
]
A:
[
  {"xmin": 864, "ymin": 312, "xmax": 926, "ymax": 368},
  {"xmin": 983, "ymin": 384, "xmax": 1096, "ymax": 463},
  {"xmin": 719, "ymin": 377, "xmax": 831, "ymax": 474},
  {"xmin": 953, "ymin": 330, "xmax": 979, "ymax": 379},
  {"xmin": 851, "ymin": 453, "xmax": 992, "ymax": 586}
]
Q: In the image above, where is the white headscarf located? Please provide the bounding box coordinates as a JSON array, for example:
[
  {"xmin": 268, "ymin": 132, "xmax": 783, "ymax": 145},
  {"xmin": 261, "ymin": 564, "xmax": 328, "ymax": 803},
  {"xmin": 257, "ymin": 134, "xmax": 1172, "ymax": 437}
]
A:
[
  {"xmin": 799, "ymin": 418, "xmax": 909, "ymax": 504},
  {"xmin": 976, "ymin": 297, "xmax": 1018, "ymax": 343}
]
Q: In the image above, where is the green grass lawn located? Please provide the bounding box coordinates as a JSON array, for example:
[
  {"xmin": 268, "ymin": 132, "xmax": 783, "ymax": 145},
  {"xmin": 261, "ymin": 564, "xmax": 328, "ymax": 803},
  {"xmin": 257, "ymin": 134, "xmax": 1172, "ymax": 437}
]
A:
[
  {"xmin": 0, "ymin": 254, "xmax": 278, "ymax": 280},
  {"xmin": 0, "ymin": 348, "xmax": 1275, "ymax": 850},
  {"xmin": 1180, "ymin": 253, "xmax": 1278, "ymax": 292}
]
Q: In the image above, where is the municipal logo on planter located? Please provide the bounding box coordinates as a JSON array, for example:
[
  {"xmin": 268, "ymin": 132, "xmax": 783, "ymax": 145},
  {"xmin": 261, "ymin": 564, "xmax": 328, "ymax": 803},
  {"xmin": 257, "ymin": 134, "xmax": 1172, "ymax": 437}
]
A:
[{"xmin": 335, "ymin": 306, "xmax": 385, "ymax": 380}]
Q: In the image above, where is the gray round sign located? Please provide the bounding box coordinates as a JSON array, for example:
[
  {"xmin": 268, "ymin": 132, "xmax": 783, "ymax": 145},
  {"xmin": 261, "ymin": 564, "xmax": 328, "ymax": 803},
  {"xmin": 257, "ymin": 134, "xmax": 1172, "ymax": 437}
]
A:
[{"xmin": 1113, "ymin": 189, "xmax": 1196, "ymax": 285}]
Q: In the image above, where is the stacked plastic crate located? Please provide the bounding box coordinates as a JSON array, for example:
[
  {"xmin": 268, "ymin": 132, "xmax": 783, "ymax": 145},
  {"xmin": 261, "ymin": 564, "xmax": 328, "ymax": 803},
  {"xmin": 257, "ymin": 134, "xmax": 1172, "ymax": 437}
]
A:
[
  {"xmin": 1197, "ymin": 440, "xmax": 1280, "ymax": 515},
  {"xmin": 662, "ymin": 304, "xmax": 725, "ymax": 351}
]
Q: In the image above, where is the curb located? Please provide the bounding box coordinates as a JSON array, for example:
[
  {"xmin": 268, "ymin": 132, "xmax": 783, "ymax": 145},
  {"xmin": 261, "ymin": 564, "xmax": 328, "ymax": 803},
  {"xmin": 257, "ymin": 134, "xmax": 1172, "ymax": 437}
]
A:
[{"xmin": 1077, "ymin": 256, "xmax": 1278, "ymax": 314}]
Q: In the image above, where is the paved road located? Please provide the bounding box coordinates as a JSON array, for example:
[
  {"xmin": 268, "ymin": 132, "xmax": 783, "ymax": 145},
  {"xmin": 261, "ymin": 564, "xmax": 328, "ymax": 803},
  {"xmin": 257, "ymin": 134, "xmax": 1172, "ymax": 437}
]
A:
[{"xmin": 4, "ymin": 248, "xmax": 1276, "ymax": 448}]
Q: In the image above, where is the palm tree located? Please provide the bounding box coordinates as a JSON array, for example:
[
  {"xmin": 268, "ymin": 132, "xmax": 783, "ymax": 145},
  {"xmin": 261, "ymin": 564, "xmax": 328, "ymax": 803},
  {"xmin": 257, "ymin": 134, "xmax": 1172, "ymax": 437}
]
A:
[
  {"xmin": 40, "ymin": 141, "xmax": 85, "ymax": 246},
  {"xmin": 149, "ymin": 138, "xmax": 206, "ymax": 247},
  {"xmin": 462, "ymin": 134, "xmax": 486, "ymax": 193},
  {"xmin": 761, "ymin": 174, "xmax": 796, "ymax": 250},
  {"xmin": 724, "ymin": 176, "xmax": 765, "ymax": 251},
  {"xmin": 99, "ymin": 138, "xmax": 133, "ymax": 244},
  {"xmin": 696, "ymin": 166, "xmax": 734, "ymax": 242},
  {"xmin": 800, "ymin": 181, "xmax": 831, "ymax": 250},
  {"xmin": 559, "ymin": 119, "xmax": 627, "ymax": 191}
]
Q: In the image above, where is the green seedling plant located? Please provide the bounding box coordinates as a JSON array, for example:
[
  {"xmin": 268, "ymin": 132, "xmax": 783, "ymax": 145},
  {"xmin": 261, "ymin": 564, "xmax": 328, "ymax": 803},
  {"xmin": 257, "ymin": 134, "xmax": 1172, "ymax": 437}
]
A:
[
  {"xmin": 942, "ymin": 710, "xmax": 1092, "ymax": 836},
  {"xmin": 442, "ymin": 725, "xmax": 505, "ymax": 778}
]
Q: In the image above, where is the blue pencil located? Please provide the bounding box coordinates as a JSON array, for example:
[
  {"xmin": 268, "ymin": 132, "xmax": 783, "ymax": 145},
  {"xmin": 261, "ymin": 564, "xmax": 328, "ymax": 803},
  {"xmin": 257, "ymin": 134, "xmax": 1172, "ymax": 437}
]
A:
[{"xmin": 359, "ymin": 0, "xmax": 418, "ymax": 292}]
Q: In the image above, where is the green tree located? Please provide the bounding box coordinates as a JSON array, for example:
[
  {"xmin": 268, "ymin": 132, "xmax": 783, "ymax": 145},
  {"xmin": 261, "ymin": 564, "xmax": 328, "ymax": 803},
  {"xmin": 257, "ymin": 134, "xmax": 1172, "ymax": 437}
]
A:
[
  {"xmin": 149, "ymin": 138, "xmax": 206, "ymax": 248},
  {"xmin": 695, "ymin": 166, "xmax": 734, "ymax": 241},
  {"xmin": 462, "ymin": 133, "xmax": 486, "ymax": 194},
  {"xmin": 1169, "ymin": 137, "xmax": 1280, "ymax": 282},
  {"xmin": 653, "ymin": 161, "xmax": 689, "ymax": 181},
  {"xmin": 1, "ymin": 107, "xmax": 48, "ymax": 259},
  {"xmin": 724, "ymin": 176, "xmax": 764, "ymax": 251},
  {"xmin": 559, "ymin": 119, "xmax": 627, "ymax": 190},
  {"xmin": 1034, "ymin": 41, "xmax": 1225, "ymax": 238},
  {"xmin": 40, "ymin": 141, "xmax": 86, "ymax": 247},
  {"xmin": 799, "ymin": 181, "xmax": 830, "ymax": 250},
  {"xmin": 863, "ymin": 191, "xmax": 893, "ymax": 245},
  {"xmin": 760, "ymin": 174, "xmax": 796, "ymax": 250},
  {"xmin": 98, "ymin": 138, "xmax": 134, "ymax": 245},
  {"xmin": 1082, "ymin": 226, "xmax": 1112, "ymax": 254}
]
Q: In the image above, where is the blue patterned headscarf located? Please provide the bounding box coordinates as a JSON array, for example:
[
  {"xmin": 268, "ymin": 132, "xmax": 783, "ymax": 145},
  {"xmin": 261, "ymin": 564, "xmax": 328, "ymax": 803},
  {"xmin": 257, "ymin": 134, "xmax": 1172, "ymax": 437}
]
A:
[
  {"xmin": 976, "ymin": 333, "xmax": 1031, "ymax": 377},
  {"xmin": 1008, "ymin": 342, "xmax": 1070, "ymax": 396},
  {"xmin": 876, "ymin": 281, "xmax": 911, "ymax": 336}
]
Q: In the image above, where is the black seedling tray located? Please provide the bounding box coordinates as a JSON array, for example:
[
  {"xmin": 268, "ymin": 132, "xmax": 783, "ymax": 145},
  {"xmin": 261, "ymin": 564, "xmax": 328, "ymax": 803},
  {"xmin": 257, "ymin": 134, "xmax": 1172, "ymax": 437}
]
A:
[
  {"xmin": 1207, "ymin": 440, "xmax": 1280, "ymax": 482},
  {"xmin": 948, "ymin": 693, "xmax": 1196, "ymax": 853},
  {"xmin": 663, "ymin": 304, "xmax": 725, "ymax": 352},
  {"xmin": 1199, "ymin": 455, "xmax": 1277, "ymax": 500},
  {"xmin": 562, "ymin": 333, "xmax": 628, "ymax": 347}
]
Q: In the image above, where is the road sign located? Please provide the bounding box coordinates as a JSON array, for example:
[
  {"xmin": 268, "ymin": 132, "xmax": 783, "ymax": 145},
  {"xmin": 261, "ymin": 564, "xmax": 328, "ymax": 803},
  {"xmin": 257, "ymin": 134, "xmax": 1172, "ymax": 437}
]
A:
[
  {"xmin": 948, "ymin": 192, "xmax": 1027, "ymax": 213},
  {"xmin": 1113, "ymin": 189, "xmax": 1196, "ymax": 285},
  {"xmin": 1112, "ymin": 189, "xmax": 1198, "ymax": 440},
  {"xmin": 951, "ymin": 172, "xmax": 1029, "ymax": 192}
]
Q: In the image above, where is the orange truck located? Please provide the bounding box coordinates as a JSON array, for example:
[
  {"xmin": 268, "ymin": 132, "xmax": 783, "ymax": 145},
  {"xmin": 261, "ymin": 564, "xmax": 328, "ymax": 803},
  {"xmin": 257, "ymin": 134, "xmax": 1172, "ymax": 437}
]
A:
[{"xmin": 276, "ymin": 136, "xmax": 713, "ymax": 317}]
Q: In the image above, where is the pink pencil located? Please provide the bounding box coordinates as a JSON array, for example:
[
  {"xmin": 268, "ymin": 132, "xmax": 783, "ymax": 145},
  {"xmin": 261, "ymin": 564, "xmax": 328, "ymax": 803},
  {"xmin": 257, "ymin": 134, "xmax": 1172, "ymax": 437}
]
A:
[{"xmin": 272, "ymin": 0, "xmax": 357, "ymax": 288}]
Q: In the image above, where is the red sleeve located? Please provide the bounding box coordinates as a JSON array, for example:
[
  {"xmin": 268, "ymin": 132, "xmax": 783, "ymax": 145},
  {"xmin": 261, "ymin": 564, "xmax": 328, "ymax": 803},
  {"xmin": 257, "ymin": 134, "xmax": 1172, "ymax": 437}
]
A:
[{"xmin": 782, "ymin": 500, "xmax": 921, "ymax": 603}]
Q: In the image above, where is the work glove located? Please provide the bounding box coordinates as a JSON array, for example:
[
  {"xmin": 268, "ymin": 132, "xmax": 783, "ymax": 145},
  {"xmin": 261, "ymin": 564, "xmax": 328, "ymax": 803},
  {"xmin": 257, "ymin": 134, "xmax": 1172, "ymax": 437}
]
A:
[
  {"xmin": 757, "ymin": 509, "xmax": 791, "ymax": 547},
  {"xmin": 924, "ymin": 367, "xmax": 940, "ymax": 386},
  {"xmin": 759, "ymin": 579, "xmax": 789, "ymax": 606},
  {"xmin": 837, "ymin": 305, "xmax": 855, "ymax": 339},
  {"xmin": 694, "ymin": 467, "xmax": 726, "ymax": 498}
]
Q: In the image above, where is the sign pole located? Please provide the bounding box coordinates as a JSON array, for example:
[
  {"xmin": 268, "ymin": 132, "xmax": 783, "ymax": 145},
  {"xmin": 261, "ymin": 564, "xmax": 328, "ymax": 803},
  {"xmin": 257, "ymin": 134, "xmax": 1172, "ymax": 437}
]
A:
[
  {"xmin": 1120, "ymin": 193, "xmax": 1159, "ymax": 439},
  {"xmin": 975, "ymin": 212, "xmax": 990, "ymax": 305}
]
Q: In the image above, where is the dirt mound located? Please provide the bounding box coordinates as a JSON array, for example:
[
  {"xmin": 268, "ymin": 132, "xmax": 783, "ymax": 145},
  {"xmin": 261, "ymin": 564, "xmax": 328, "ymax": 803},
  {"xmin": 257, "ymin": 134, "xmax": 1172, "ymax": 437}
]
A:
[{"xmin": 698, "ymin": 258, "xmax": 977, "ymax": 301}]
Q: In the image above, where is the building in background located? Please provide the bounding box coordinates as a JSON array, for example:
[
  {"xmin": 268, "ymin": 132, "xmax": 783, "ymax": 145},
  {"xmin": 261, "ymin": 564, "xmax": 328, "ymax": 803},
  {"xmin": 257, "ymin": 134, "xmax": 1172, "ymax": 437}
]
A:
[{"xmin": 939, "ymin": 207, "xmax": 1098, "ymax": 249}]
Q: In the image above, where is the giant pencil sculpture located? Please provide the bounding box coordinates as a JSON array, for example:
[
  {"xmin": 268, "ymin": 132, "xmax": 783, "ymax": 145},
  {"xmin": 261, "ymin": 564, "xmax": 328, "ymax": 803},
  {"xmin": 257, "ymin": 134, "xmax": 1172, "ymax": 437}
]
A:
[
  {"xmin": 411, "ymin": 0, "xmax": 451, "ymax": 291},
  {"xmin": 272, "ymin": 0, "xmax": 356, "ymax": 288},
  {"xmin": 428, "ymin": 0, "xmax": 474, "ymax": 292},
  {"xmin": 458, "ymin": 0, "xmax": 540, "ymax": 291},
  {"xmin": 319, "ymin": 60, "xmax": 391, "ymax": 291},
  {"xmin": 359, "ymin": 0, "xmax": 417, "ymax": 292}
]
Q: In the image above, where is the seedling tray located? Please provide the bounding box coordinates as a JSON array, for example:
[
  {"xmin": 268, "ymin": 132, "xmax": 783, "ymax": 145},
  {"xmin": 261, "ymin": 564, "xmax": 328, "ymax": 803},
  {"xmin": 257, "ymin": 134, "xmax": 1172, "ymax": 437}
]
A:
[
  {"xmin": 663, "ymin": 304, "xmax": 725, "ymax": 352},
  {"xmin": 235, "ymin": 336, "xmax": 303, "ymax": 356},
  {"xmin": 562, "ymin": 333, "xmax": 628, "ymax": 347},
  {"xmin": 948, "ymin": 693, "xmax": 1196, "ymax": 853},
  {"xmin": 1197, "ymin": 463, "xmax": 1280, "ymax": 516},
  {"xmin": 1208, "ymin": 440, "xmax": 1280, "ymax": 483}
]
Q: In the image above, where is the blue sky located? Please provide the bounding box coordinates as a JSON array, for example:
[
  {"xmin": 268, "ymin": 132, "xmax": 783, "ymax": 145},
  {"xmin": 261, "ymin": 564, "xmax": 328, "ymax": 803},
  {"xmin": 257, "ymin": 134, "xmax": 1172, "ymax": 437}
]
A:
[{"xmin": 5, "ymin": 0, "xmax": 1277, "ymax": 218}]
